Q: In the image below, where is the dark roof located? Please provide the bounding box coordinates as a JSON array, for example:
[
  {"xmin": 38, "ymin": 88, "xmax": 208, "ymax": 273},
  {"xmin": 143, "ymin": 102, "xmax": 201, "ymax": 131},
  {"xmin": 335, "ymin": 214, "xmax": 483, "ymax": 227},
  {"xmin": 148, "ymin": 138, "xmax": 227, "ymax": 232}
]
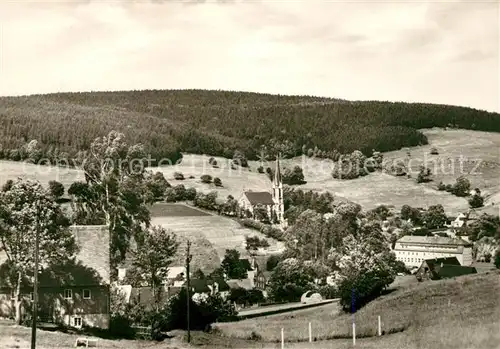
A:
[
  {"xmin": 207, "ymin": 277, "xmax": 230, "ymax": 292},
  {"xmin": 70, "ymin": 225, "xmax": 111, "ymax": 285},
  {"xmin": 227, "ymin": 278, "xmax": 253, "ymax": 290},
  {"xmin": 425, "ymin": 257, "xmax": 461, "ymax": 269},
  {"xmin": 244, "ymin": 192, "xmax": 274, "ymax": 205},
  {"xmin": 239, "ymin": 258, "xmax": 254, "ymax": 271},
  {"xmin": 130, "ymin": 286, "xmax": 173, "ymax": 307},
  {"xmin": 438, "ymin": 265, "xmax": 477, "ymax": 278},
  {"xmin": 187, "ymin": 278, "xmax": 211, "ymax": 293}
]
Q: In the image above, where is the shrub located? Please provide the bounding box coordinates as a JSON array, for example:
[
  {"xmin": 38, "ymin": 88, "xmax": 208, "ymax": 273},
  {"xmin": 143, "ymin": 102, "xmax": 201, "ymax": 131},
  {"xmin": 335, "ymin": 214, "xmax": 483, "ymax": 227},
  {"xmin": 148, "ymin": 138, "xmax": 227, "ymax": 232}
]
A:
[
  {"xmin": 468, "ymin": 194, "xmax": 484, "ymax": 208},
  {"xmin": 257, "ymin": 166, "xmax": 264, "ymax": 173},
  {"xmin": 208, "ymin": 157, "xmax": 215, "ymax": 164},
  {"xmin": 214, "ymin": 177, "xmax": 222, "ymax": 187},
  {"xmin": 430, "ymin": 147, "xmax": 439, "ymax": 155},
  {"xmin": 484, "ymin": 252, "xmax": 492, "ymax": 263},
  {"xmin": 437, "ymin": 182, "xmax": 446, "ymax": 191},
  {"xmin": 495, "ymin": 249, "xmax": 500, "ymax": 269},
  {"xmin": 48, "ymin": 180, "xmax": 65, "ymax": 198},
  {"xmin": 174, "ymin": 172, "xmax": 184, "ymax": 180},
  {"xmin": 189, "ymin": 175, "xmax": 195, "ymax": 179},
  {"xmin": 201, "ymin": 174, "xmax": 213, "ymax": 183}
]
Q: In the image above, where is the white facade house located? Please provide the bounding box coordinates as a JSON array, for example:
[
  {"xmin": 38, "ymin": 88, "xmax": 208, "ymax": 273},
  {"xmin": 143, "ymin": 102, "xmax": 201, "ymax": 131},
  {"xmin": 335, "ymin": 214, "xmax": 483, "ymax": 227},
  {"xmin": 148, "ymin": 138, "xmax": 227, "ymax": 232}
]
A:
[
  {"xmin": 238, "ymin": 157, "xmax": 286, "ymax": 227},
  {"xmin": 394, "ymin": 235, "xmax": 473, "ymax": 268}
]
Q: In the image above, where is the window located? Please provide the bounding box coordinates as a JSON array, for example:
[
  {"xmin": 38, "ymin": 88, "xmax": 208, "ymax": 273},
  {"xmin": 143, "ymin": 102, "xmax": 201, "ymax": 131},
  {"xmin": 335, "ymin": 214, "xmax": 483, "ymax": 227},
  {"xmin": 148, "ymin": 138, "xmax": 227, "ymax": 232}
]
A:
[
  {"xmin": 73, "ymin": 317, "xmax": 82, "ymax": 328},
  {"xmin": 83, "ymin": 289, "xmax": 91, "ymax": 299},
  {"xmin": 64, "ymin": 289, "xmax": 72, "ymax": 300}
]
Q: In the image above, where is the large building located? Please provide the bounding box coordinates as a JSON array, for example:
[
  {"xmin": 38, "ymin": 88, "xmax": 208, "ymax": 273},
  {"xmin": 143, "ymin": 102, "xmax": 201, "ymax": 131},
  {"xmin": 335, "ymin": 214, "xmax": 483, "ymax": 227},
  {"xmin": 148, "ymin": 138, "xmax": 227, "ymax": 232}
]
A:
[
  {"xmin": 0, "ymin": 225, "xmax": 111, "ymax": 329},
  {"xmin": 394, "ymin": 235, "xmax": 473, "ymax": 268},
  {"xmin": 238, "ymin": 157, "xmax": 285, "ymax": 227}
]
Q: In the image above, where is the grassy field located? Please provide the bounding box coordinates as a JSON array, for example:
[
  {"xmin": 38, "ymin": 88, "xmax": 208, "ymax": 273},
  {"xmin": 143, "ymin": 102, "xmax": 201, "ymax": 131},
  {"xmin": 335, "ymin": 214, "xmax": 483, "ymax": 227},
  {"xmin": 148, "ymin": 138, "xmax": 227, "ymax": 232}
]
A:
[
  {"xmin": 149, "ymin": 203, "xmax": 211, "ymax": 217},
  {"xmin": 151, "ymin": 206, "xmax": 285, "ymax": 261},
  {"xmin": 213, "ymin": 271, "xmax": 500, "ymax": 348},
  {"xmin": 1, "ymin": 129, "xmax": 499, "ymax": 218},
  {"xmin": 269, "ymin": 128, "xmax": 500, "ymax": 216}
]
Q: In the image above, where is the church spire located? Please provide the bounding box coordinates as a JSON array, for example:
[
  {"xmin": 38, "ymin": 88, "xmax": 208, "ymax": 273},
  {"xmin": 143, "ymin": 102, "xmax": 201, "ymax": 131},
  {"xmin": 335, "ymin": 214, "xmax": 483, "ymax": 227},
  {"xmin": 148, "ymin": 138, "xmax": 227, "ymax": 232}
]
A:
[{"xmin": 274, "ymin": 153, "xmax": 282, "ymax": 184}]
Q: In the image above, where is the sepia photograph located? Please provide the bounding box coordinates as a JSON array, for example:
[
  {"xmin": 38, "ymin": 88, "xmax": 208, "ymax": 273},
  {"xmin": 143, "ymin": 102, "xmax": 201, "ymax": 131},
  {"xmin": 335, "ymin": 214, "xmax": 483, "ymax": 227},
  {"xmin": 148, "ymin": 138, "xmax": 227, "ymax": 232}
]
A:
[{"xmin": 0, "ymin": 1, "xmax": 499, "ymax": 348}]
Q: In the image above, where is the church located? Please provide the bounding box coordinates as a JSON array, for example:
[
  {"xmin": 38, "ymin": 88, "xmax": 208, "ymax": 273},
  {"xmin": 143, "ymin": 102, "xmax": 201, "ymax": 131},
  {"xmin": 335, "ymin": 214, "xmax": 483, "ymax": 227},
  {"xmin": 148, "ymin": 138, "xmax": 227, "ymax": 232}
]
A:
[{"xmin": 238, "ymin": 157, "xmax": 286, "ymax": 228}]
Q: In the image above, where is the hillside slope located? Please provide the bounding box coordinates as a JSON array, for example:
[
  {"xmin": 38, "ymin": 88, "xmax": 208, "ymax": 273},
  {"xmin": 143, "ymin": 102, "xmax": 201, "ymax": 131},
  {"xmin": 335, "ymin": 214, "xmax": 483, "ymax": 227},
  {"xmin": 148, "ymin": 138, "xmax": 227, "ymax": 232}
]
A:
[
  {"xmin": 214, "ymin": 271, "xmax": 500, "ymax": 349},
  {"xmin": 1, "ymin": 90, "xmax": 499, "ymax": 164}
]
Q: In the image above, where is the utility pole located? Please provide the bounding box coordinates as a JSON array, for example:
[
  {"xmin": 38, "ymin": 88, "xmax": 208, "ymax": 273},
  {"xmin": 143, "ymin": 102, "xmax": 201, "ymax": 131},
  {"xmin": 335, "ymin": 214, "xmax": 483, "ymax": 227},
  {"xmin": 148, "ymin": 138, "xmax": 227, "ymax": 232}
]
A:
[
  {"xmin": 31, "ymin": 201, "xmax": 40, "ymax": 349},
  {"xmin": 185, "ymin": 240, "xmax": 192, "ymax": 343}
]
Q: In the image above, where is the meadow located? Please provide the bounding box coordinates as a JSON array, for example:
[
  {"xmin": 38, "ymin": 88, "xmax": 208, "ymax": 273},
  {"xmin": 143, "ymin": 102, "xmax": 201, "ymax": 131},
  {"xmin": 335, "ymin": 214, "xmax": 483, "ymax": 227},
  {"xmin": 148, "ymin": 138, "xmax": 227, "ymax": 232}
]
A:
[
  {"xmin": 1, "ymin": 128, "xmax": 499, "ymax": 218},
  {"xmin": 151, "ymin": 205, "xmax": 285, "ymax": 261},
  {"xmin": 214, "ymin": 271, "xmax": 500, "ymax": 348}
]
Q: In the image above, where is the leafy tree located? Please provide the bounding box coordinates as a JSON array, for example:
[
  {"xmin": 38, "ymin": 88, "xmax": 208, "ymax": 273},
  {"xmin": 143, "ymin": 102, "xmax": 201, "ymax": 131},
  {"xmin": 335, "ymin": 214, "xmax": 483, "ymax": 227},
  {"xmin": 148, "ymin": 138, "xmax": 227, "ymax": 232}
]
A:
[
  {"xmin": 468, "ymin": 214, "xmax": 500, "ymax": 241},
  {"xmin": 468, "ymin": 194, "xmax": 484, "ymax": 208},
  {"xmin": 452, "ymin": 176, "xmax": 471, "ymax": 197},
  {"xmin": 416, "ymin": 166, "xmax": 432, "ymax": 183},
  {"xmin": 245, "ymin": 236, "xmax": 269, "ymax": 251},
  {"xmin": 221, "ymin": 249, "xmax": 248, "ymax": 280},
  {"xmin": 173, "ymin": 172, "xmax": 184, "ymax": 180},
  {"xmin": 328, "ymin": 227, "xmax": 397, "ymax": 312},
  {"xmin": 232, "ymin": 150, "xmax": 248, "ymax": 167},
  {"xmin": 268, "ymin": 258, "xmax": 320, "ymax": 302},
  {"xmin": 48, "ymin": 180, "xmax": 65, "ymax": 198},
  {"xmin": 130, "ymin": 226, "xmax": 178, "ymax": 308},
  {"xmin": 266, "ymin": 254, "xmax": 281, "ymax": 271},
  {"xmin": 253, "ymin": 205, "xmax": 270, "ymax": 223},
  {"xmin": 145, "ymin": 172, "xmax": 170, "ymax": 201},
  {"xmin": 165, "ymin": 289, "xmax": 236, "ymax": 331},
  {"xmin": 366, "ymin": 205, "xmax": 391, "ymax": 221},
  {"xmin": 400, "ymin": 205, "xmax": 423, "ymax": 225},
  {"xmin": 495, "ymin": 249, "xmax": 500, "ymax": 269},
  {"xmin": 0, "ymin": 179, "xmax": 77, "ymax": 324},
  {"xmin": 422, "ymin": 205, "xmax": 447, "ymax": 229},
  {"xmin": 2, "ymin": 180, "xmax": 13, "ymax": 192},
  {"xmin": 484, "ymin": 252, "xmax": 492, "ymax": 263},
  {"xmin": 213, "ymin": 177, "xmax": 222, "ymax": 187},
  {"xmin": 73, "ymin": 131, "xmax": 152, "ymax": 273},
  {"xmin": 200, "ymin": 174, "xmax": 213, "ymax": 184},
  {"xmin": 282, "ymin": 166, "xmax": 306, "ymax": 185}
]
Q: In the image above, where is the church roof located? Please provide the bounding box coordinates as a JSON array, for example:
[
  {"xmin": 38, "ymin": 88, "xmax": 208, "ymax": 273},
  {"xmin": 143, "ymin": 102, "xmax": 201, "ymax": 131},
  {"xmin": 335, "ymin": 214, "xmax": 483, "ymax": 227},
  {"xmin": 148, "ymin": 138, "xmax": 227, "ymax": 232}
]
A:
[{"xmin": 244, "ymin": 191, "xmax": 274, "ymax": 205}]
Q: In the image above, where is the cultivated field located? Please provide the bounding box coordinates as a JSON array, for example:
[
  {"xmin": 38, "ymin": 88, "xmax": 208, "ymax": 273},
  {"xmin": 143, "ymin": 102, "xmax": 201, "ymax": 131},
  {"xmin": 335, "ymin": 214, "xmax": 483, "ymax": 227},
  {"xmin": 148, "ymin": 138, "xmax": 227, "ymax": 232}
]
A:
[
  {"xmin": 214, "ymin": 271, "xmax": 500, "ymax": 348},
  {"xmin": 150, "ymin": 203, "xmax": 285, "ymax": 263}
]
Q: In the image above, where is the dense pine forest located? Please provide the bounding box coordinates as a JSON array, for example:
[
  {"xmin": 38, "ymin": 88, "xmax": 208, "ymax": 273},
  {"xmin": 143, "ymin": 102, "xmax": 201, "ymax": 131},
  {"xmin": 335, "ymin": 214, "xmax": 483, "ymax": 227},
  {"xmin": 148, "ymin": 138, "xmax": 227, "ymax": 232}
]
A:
[{"xmin": 0, "ymin": 89, "xmax": 499, "ymax": 165}]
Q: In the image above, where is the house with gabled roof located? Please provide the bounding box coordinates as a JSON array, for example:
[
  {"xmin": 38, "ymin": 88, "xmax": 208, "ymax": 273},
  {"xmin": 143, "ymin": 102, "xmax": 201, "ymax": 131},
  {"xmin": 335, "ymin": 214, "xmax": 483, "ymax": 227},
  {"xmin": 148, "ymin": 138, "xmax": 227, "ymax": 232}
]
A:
[
  {"xmin": 415, "ymin": 257, "xmax": 477, "ymax": 282},
  {"xmin": 0, "ymin": 225, "xmax": 111, "ymax": 329}
]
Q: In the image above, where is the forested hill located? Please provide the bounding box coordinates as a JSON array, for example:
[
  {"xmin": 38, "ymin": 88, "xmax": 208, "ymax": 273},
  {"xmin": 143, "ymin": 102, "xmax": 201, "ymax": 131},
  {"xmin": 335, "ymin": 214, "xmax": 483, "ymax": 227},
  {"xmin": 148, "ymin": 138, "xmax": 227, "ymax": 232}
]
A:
[{"xmin": 0, "ymin": 89, "xmax": 499, "ymax": 164}]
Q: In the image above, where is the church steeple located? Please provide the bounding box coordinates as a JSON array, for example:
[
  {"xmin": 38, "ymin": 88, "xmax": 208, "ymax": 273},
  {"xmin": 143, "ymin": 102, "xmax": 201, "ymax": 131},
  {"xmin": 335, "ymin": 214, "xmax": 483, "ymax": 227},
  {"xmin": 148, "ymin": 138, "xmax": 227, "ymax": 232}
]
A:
[
  {"xmin": 274, "ymin": 154, "xmax": 282, "ymax": 185},
  {"xmin": 272, "ymin": 153, "xmax": 284, "ymax": 226}
]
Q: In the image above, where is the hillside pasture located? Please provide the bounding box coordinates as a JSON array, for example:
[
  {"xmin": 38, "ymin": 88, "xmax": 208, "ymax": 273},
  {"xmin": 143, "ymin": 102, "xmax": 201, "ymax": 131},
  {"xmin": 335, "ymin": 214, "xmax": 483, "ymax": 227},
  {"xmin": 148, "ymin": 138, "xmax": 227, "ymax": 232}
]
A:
[
  {"xmin": 214, "ymin": 271, "xmax": 500, "ymax": 348},
  {"xmin": 0, "ymin": 160, "xmax": 83, "ymax": 188},
  {"xmin": 151, "ymin": 204, "xmax": 285, "ymax": 261}
]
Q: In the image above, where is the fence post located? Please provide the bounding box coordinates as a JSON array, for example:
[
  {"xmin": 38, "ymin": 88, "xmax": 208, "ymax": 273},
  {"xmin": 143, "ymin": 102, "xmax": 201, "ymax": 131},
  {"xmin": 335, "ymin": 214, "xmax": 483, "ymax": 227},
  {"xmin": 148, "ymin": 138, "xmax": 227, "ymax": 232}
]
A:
[
  {"xmin": 352, "ymin": 322, "xmax": 356, "ymax": 346},
  {"xmin": 281, "ymin": 328, "xmax": 284, "ymax": 349},
  {"xmin": 308, "ymin": 322, "xmax": 312, "ymax": 343},
  {"xmin": 378, "ymin": 315, "xmax": 381, "ymax": 336}
]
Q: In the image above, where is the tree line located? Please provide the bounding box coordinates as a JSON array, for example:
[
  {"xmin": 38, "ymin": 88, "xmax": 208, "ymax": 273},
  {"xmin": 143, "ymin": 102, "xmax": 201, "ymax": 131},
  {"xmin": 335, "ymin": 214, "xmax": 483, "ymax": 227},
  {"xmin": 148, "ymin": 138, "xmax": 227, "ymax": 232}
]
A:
[{"xmin": 1, "ymin": 90, "xmax": 499, "ymax": 166}]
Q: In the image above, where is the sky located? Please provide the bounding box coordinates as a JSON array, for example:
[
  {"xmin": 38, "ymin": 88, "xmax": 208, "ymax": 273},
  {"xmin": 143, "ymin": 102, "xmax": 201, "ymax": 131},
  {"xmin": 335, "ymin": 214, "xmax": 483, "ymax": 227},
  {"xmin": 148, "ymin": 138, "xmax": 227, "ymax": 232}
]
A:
[{"xmin": 0, "ymin": 0, "xmax": 498, "ymax": 112}]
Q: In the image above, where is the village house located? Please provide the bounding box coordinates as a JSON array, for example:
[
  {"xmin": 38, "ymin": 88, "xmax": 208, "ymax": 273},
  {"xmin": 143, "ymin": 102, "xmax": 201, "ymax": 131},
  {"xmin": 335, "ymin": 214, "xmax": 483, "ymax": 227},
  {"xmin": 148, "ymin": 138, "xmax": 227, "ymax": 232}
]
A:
[
  {"xmin": 394, "ymin": 235, "xmax": 473, "ymax": 268},
  {"xmin": 415, "ymin": 257, "xmax": 477, "ymax": 282},
  {"xmin": 0, "ymin": 225, "xmax": 111, "ymax": 329},
  {"xmin": 238, "ymin": 157, "xmax": 286, "ymax": 228}
]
